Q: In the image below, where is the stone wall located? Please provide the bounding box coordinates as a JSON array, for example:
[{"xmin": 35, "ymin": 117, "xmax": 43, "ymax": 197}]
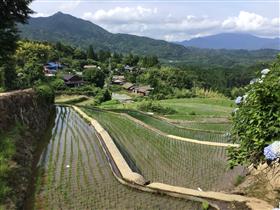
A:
[
  {"xmin": 0, "ymin": 89, "xmax": 53, "ymax": 133},
  {"xmin": 0, "ymin": 88, "xmax": 54, "ymax": 209}
]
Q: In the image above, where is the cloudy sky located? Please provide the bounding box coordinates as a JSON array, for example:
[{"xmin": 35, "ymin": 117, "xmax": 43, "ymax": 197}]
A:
[{"xmin": 30, "ymin": 0, "xmax": 280, "ymax": 41}]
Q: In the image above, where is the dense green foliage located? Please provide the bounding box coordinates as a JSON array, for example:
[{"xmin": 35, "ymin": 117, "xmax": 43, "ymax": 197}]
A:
[
  {"xmin": 83, "ymin": 68, "xmax": 105, "ymax": 88},
  {"xmin": 0, "ymin": 124, "xmax": 23, "ymax": 207},
  {"xmin": 19, "ymin": 12, "xmax": 279, "ymax": 66},
  {"xmin": 137, "ymin": 100, "xmax": 176, "ymax": 115},
  {"xmin": 228, "ymin": 55, "xmax": 280, "ymax": 167},
  {"xmin": 0, "ymin": 0, "xmax": 33, "ymax": 90},
  {"xmin": 34, "ymin": 84, "xmax": 55, "ymax": 104}
]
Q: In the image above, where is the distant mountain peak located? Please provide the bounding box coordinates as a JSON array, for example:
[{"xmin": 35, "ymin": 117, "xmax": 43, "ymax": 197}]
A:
[
  {"xmin": 178, "ymin": 33, "xmax": 280, "ymax": 50},
  {"xmin": 18, "ymin": 12, "xmax": 279, "ymax": 64}
]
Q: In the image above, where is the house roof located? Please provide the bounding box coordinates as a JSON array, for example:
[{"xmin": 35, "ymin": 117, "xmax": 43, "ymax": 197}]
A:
[
  {"xmin": 44, "ymin": 62, "xmax": 63, "ymax": 70},
  {"xmin": 63, "ymin": 74, "xmax": 82, "ymax": 81},
  {"xmin": 112, "ymin": 75, "xmax": 125, "ymax": 80},
  {"xmin": 122, "ymin": 82, "xmax": 134, "ymax": 89},
  {"xmin": 136, "ymin": 85, "xmax": 154, "ymax": 93},
  {"xmin": 84, "ymin": 65, "xmax": 97, "ymax": 69}
]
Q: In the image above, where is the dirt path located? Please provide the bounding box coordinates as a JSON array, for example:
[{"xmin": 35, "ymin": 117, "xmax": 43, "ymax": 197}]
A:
[{"xmin": 0, "ymin": 88, "xmax": 33, "ymax": 97}]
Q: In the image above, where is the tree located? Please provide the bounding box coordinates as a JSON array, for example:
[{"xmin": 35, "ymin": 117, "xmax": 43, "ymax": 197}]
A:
[
  {"xmin": 16, "ymin": 41, "xmax": 53, "ymax": 67},
  {"xmin": 228, "ymin": 56, "xmax": 280, "ymax": 168},
  {"xmin": 73, "ymin": 48, "xmax": 87, "ymax": 60},
  {"xmin": 87, "ymin": 45, "xmax": 97, "ymax": 60},
  {"xmin": 83, "ymin": 68, "xmax": 105, "ymax": 88},
  {"xmin": 0, "ymin": 0, "xmax": 33, "ymax": 89}
]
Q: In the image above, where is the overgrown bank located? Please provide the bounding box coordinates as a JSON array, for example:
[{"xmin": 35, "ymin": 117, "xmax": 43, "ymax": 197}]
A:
[{"xmin": 0, "ymin": 87, "xmax": 54, "ymax": 209}]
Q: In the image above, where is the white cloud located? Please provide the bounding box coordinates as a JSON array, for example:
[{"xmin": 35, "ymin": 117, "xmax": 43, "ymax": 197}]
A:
[
  {"xmin": 58, "ymin": 0, "xmax": 81, "ymax": 11},
  {"xmin": 31, "ymin": 12, "xmax": 50, "ymax": 18},
  {"xmin": 83, "ymin": 6, "xmax": 158, "ymax": 24},
  {"xmin": 221, "ymin": 11, "xmax": 279, "ymax": 37},
  {"xmin": 272, "ymin": 17, "xmax": 280, "ymax": 26},
  {"xmin": 82, "ymin": 7, "xmax": 279, "ymax": 41},
  {"xmin": 222, "ymin": 11, "xmax": 266, "ymax": 30}
]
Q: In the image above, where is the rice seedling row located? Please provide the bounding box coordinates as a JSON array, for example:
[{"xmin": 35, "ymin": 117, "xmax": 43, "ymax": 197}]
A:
[
  {"xmin": 34, "ymin": 106, "xmax": 202, "ymax": 209},
  {"xmin": 123, "ymin": 110, "xmax": 230, "ymax": 143},
  {"xmin": 83, "ymin": 108, "xmax": 243, "ymax": 192}
]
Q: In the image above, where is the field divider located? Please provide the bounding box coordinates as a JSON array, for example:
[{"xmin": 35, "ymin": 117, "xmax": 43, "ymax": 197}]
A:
[
  {"xmin": 72, "ymin": 106, "xmax": 147, "ymax": 185},
  {"xmin": 120, "ymin": 112, "xmax": 239, "ymax": 148},
  {"xmin": 135, "ymin": 110, "xmax": 228, "ymax": 134},
  {"xmin": 71, "ymin": 105, "xmax": 272, "ymax": 210}
]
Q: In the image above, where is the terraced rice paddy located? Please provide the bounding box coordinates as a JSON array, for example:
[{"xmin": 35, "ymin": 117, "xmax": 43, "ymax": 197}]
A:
[
  {"xmin": 34, "ymin": 106, "xmax": 203, "ymax": 209},
  {"xmin": 118, "ymin": 110, "xmax": 230, "ymax": 143},
  {"xmin": 178, "ymin": 122, "xmax": 231, "ymax": 132},
  {"xmin": 82, "ymin": 107, "xmax": 243, "ymax": 192}
]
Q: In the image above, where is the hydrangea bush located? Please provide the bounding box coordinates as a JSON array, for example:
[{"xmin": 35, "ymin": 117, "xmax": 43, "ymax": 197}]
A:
[{"xmin": 228, "ymin": 55, "xmax": 280, "ymax": 168}]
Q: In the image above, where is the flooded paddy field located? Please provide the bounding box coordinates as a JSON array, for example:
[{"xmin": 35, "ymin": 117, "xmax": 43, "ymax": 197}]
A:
[
  {"xmin": 111, "ymin": 109, "xmax": 230, "ymax": 142},
  {"xmin": 32, "ymin": 106, "xmax": 203, "ymax": 209},
  {"xmin": 82, "ymin": 108, "xmax": 244, "ymax": 192}
]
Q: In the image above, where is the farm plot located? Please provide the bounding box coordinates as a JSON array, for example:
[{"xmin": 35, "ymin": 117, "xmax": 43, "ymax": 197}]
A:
[
  {"xmin": 120, "ymin": 110, "xmax": 230, "ymax": 143},
  {"xmin": 179, "ymin": 122, "xmax": 231, "ymax": 132},
  {"xmin": 34, "ymin": 106, "xmax": 202, "ymax": 209},
  {"xmin": 82, "ymin": 107, "xmax": 243, "ymax": 192}
]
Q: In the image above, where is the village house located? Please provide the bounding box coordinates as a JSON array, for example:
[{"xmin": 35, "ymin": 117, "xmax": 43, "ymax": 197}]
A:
[
  {"xmin": 112, "ymin": 75, "xmax": 125, "ymax": 85},
  {"xmin": 63, "ymin": 74, "xmax": 84, "ymax": 87},
  {"xmin": 44, "ymin": 62, "xmax": 63, "ymax": 75},
  {"xmin": 124, "ymin": 65, "xmax": 135, "ymax": 72},
  {"xmin": 122, "ymin": 82, "xmax": 135, "ymax": 91},
  {"xmin": 134, "ymin": 85, "xmax": 154, "ymax": 96},
  {"xmin": 83, "ymin": 65, "xmax": 101, "ymax": 70}
]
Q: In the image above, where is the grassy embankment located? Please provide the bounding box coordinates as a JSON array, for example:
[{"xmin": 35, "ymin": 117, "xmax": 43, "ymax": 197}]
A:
[{"xmin": 0, "ymin": 124, "xmax": 24, "ymax": 209}]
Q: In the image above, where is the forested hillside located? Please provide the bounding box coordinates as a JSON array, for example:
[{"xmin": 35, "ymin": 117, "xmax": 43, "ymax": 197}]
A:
[{"xmin": 19, "ymin": 12, "xmax": 279, "ymax": 67}]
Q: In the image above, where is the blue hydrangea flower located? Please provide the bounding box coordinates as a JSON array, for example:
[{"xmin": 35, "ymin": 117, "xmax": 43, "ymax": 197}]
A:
[
  {"xmin": 271, "ymin": 141, "xmax": 280, "ymax": 156},
  {"xmin": 261, "ymin": 68, "xmax": 270, "ymax": 75},
  {"xmin": 264, "ymin": 141, "xmax": 280, "ymax": 160},
  {"xmin": 250, "ymin": 78, "xmax": 258, "ymax": 84},
  {"xmin": 235, "ymin": 96, "xmax": 242, "ymax": 105}
]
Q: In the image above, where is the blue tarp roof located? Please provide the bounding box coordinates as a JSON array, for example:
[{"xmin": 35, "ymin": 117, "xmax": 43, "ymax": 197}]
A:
[{"xmin": 45, "ymin": 62, "xmax": 63, "ymax": 70}]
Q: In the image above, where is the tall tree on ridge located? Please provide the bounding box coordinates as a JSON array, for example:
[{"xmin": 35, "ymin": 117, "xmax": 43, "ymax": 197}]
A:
[
  {"xmin": 87, "ymin": 45, "xmax": 97, "ymax": 60},
  {"xmin": 0, "ymin": 0, "xmax": 33, "ymax": 89}
]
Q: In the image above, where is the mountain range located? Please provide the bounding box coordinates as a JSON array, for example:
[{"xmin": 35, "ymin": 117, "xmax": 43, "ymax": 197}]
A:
[
  {"xmin": 177, "ymin": 33, "xmax": 280, "ymax": 50},
  {"xmin": 19, "ymin": 12, "xmax": 279, "ymax": 66}
]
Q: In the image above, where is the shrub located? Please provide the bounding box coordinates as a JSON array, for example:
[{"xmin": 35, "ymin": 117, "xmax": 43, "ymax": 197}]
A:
[
  {"xmin": 0, "ymin": 124, "xmax": 22, "ymax": 204},
  {"xmin": 228, "ymin": 56, "xmax": 280, "ymax": 168},
  {"xmin": 34, "ymin": 84, "xmax": 55, "ymax": 104},
  {"xmin": 230, "ymin": 87, "xmax": 246, "ymax": 99},
  {"xmin": 192, "ymin": 87, "xmax": 226, "ymax": 98},
  {"xmin": 94, "ymin": 89, "xmax": 112, "ymax": 104},
  {"xmin": 189, "ymin": 111, "xmax": 196, "ymax": 115},
  {"xmin": 57, "ymin": 85, "xmax": 100, "ymax": 96},
  {"xmin": 202, "ymin": 201, "xmax": 209, "ymax": 210},
  {"xmin": 173, "ymin": 88, "xmax": 194, "ymax": 99},
  {"xmin": 100, "ymin": 99, "xmax": 120, "ymax": 106},
  {"xmin": 50, "ymin": 78, "xmax": 66, "ymax": 91},
  {"xmin": 137, "ymin": 100, "xmax": 176, "ymax": 115}
]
